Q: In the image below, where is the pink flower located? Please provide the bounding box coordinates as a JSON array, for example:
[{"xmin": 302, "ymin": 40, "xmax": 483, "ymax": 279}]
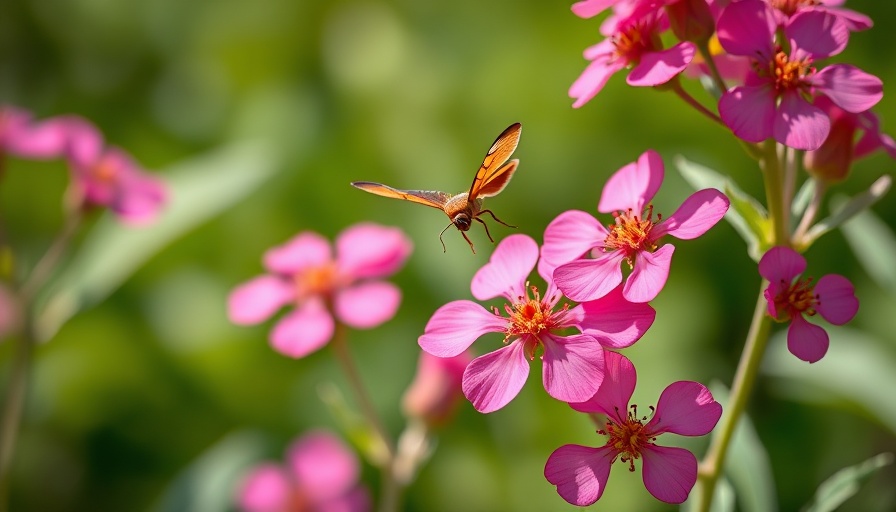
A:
[
  {"xmin": 569, "ymin": 8, "xmax": 696, "ymax": 108},
  {"xmin": 418, "ymin": 234, "xmax": 655, "ymax": 413},
  {"xmin": 64, "ymin": 116, "xmax": 168, "ymax": 225},
  {"xmin": 803, "ymin": 96, "xmax": 896, "ymax": 184},
  {"xmin": 544, "ymin": 350, "xmax": 722, "ymax": 506},
  {"xmin": 401, "ymin": 351, "xmax": 471, "ymax": 427},
  {"xmin": 544, "ymin": 150, "xmax": 729, "ymax": 303},
  {"xmin": 759, "ymin": 246, "xmax": 858, "ymax": 363},
  {"xmin": 228, "ymin": 223, "xmax": 412, "ymax": 359},
  {"xmin": 717, "ymin": 0, "xmax": 883, "ymax": 150},
  {"xmin": 0, "ymin": 106, "xmax": 67, "ymax": 159},
  {"xmin": 765, "ymin": 0, "xmax": 872, "ymax": 32},
  {"xmin": 238, "ymin": 430, "xmax": 370, "ymax": 512}
]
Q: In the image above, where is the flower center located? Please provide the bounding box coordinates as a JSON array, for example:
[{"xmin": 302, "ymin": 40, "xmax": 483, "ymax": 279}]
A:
[
  {"xmin": 773, "ymin": 277, "xmax": 819, "ymax": 319},
  {"xmin": 92, "ymin": 155, "xmax": 119, "ymax": 183},
  {"xmin": 612, "ymin": 20, "xmax": 657, "ymax": 63},
  {"xmin": 764, "ymin": 50, "xmax": 814, "ymax": 93},
  {"xmin": 499, "ymin": 284, "xmax": 567, "ymax": 359},
  {"xmin": 603, "ymin": 205, "xmax": 659, "ymax": 263},
  {"xmin": 600, "ymin": 404, "xmax": 656, "ymax": 472},
  {"xmin": 770, "ymin": 0, "xmax": 819, "ymax": 16},
  {"xmin": 295, "ymin": 262, "xmax": 339, "ymax": 298}
]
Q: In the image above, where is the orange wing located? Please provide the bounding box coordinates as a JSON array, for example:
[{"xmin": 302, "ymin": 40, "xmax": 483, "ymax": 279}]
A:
[
  {"xmin": 350, "ymin": 181, "xmax": 451, "ymax": 210},
  {"xmin": 468, "ymin": 122, "xmax": 521, "ymax": 200}
]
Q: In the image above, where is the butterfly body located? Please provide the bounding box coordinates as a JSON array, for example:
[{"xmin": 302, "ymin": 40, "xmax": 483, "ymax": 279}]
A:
[{"xmin": 351, "ymin": 123, "xmax": 521, "ymax": 253}]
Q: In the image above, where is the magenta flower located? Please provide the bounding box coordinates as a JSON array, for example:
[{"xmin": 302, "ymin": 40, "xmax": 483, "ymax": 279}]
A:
[
  {"xmin": 765, "ymin": 0, "xmax": 872, "ymax": 32},
  {"xmin": 544, "ymin": 150, "xmax": 729, "ymax": 303},
  {"xmin": 544, "ymin": 350, "xmax": 722, "ymax": 506},
  {"xmin": 716, "ymin": 0, "xmax": 883, "ymax": 150},
  {"xmin": 418, "ymin": 234, "xmax": 655, "ymax": 413},
  {"xmin": 0, "ymin": 106, "xmax": 67, "ymax": 159},
  {"xmin": 401, "ymin": 350, "xmax": 471, "ymax": 427},
  {"xmin": 228, "ymin": 223, "xmax": 412, "ymax": 359},
  {"xmin": 569, "ymin": 8, "xmax": 696, "ymax": 108},
  {"xmin": 759, "ymin": 246, "xmax": 858, "ymax": 363},
  {"xmin": 64, "ymin": 116, "xmax": 168, "ymax": 225},
  {"xmin": 238, "ymin": 430, "xmax": 370, "ymax": 512}
]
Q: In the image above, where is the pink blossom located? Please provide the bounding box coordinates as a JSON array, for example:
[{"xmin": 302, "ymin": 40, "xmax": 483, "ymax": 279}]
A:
[
  {"xmin": 238, "ymin": 430, "xmax": 370, "ymax": 512},
  {"xmin": 418, "ymin": 234, "xmax": 655, "ymax": 413},
  {"xmin": 0, "ymin": 106, "xmax": 67, "ymax": 159},
  {"xmin": 544, "ymin": 350, "xmax": 722, "ymax": 506},
  {"xmin": 228, "ymin": 224, "xmax": 412, "ymax": 358},
  {"xmin": 759, "ymin": 246, "xmax": 858, "ymax": 363},
  {"xmin": 544, "ymin": 150, "xmax": 729, "ymax": 303},
  {"xmin": 765, "ymin": 0, "xmax": 872, "ymax": 32},
  {"xmin": 803, "ymin": 96, "xmax": 896, "ymax": 184},
  {"xmin": 716, "ymin": 1, "xmax": 882, "ymax": 150},
  {"xmin": 569, "ymin": 8, "xmax": 696, "ymax": 108},
  {"xmin": 64, "ymin": 116, "xmax": 168, "ymax": 225},
  {"xmin": 401, "ymin": 351, "xmax": 471, "ymax": 427}
]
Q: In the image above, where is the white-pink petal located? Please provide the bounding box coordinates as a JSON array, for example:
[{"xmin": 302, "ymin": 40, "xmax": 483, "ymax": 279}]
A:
[
  {"xmin": 462, "ymin": 341, "xmax": 530, "ymax": 413},
  {"xmin": 719, "ymin": 84, "xmax": 777, "ymax": 144},
  {"xmin": 553, "ymin": 252, "xmax": 624, "ymax": 303},
  {"xmin": 627, "ymin": 42, "xmax": 696, "ymax": 87},
  {"xmin": 336, "ymin": 223, "xmax": 412, "ymax": 279},
  {"xmin": 542, "ymin": 210, "xmax": 608, "ymax": 267},
  {"xmin": 598, "ymin": 149, "xmax": 664, "ymax": 214},
  {"xmin": 815, "ymin": 274, "xmax": 858, "ymax": 325},
  {"xmin": 641, "ymin": 445, "xmax": 698, "ymax": 504},
  {"xmin": 418, "ymin": 301, "xmax": 507, "ymax": 358},
  {"xmin": 264, "ymin": 232, "xmax": 332, "ymax": 275},
  {"xmin": 774, "ymin": 91, "xmax": 830, "ymax": 151},
  {"xmin": 758, "ymin": 246, "xmax": 806, "ymax": 283},
  {"xmin": 787, "ymin": 315, "xmax": 829, "ymax": 363},
  {"xmin": 544, "ymin": 444, "xmax": 615, "ymax": 507},
  {"xmin": 334, "ymin": 281, "xmax": 401, "ymax": 329},
  {"xmin": 270, "ymin": 299, "xmax": 334, "ymax": 358},
  {"xmin": 578, "ymin": 285, "xmax": 656, "ymax": 349},
  {"xmin": 624, "ymin": 245, "xmax": 674, "ymax": 303},
  {"xmin": 542, "ymin": 334, "xmax": 605, "ymax": 403},
  {"xmin": 288, "ymin": 431, "xmax": 359, "ymax": 503},
  {"xmin": 812, "ymin": 64, "xmax": 883, "ymax": 113},
  {"xmin": 647, "ymin": 381, "xmax": 722, "ymax": 437},
  {"xmin": 471, "ymin": 234, "xmax": 538, "ymax": 301},
  {"xmin": 570, "ymin": 0, "xmax": 617, "ymax": 19},
  {"xmin": 238, "ymin": 463, "xmax": 291, "ymax": 512},
  {"xmin": 652, "ymin": 188, "xmax": 729, "ymax": 240},
  {"xmin": 228, "ymin": 275, "xmax": 295, "ymax": 325},
  {"xmin": 570, "ymin": 350, "xmax": 635, "ymax": 419}
]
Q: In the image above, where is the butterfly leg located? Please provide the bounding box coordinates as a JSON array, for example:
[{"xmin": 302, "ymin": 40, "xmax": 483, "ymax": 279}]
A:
[
  {"xmin": 461, "ymin": 231, "xmax": 477, "ymax": 254},
  {"xmin": 479, "ymin": 209, "xmax": 517, "ymax": 229},
  {"xmin": 475, "ymin": 217, "xmax": 496, "ymax": 244}
]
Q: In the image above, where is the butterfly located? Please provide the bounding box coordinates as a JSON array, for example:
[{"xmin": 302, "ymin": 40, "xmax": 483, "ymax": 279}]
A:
[{"xmin": 351, "ymin": 122, "xmax": 521, "ymax": 254}]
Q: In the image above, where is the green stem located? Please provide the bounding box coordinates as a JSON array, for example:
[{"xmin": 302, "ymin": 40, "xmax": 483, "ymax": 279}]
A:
[
  {"xmin": 669, "ymin": 80, "xmax": 724, "ymax": 126},
  {"xmin": 329, "ymin": 323, "xmax": 399, "ymax": 512},
  {"xmin": 694, "ymin": 281, "xmax": 773, "ymax": 512},
  {"xmin": 695, "ymin": 40, "xmax": 728, "ymax": 96},
  {"xmin": 760, "ymin": 139, "xmax": 790, "ymax": 246}
]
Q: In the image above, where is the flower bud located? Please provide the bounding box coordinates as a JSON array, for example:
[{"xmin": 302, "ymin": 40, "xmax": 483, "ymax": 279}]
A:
[
  {"xmin": 666, "ymin": 0, "xmax": 715, "ymax": 45},
  {"xmin": 401, "ymin": 351, "xmax": 470, "ymax": 428}
]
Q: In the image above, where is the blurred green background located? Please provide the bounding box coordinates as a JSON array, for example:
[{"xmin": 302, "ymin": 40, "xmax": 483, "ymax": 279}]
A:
[{"xmin": 1, "ymin": 0, "xmax": 895, "ymax": 510}]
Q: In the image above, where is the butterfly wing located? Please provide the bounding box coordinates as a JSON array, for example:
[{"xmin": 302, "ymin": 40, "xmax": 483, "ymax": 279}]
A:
[
  {"xmin": 351, "ymin": 181, "xmax": 451, "ymax": 211},
  {"xmin": 468, "ymin": 122, "xmax": 521, "ymax": 200}
]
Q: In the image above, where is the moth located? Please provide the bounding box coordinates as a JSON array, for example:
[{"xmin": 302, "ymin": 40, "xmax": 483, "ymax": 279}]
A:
[{"xmin": 351, "ymin": 122, "xmax": 521, "ymax": 253}]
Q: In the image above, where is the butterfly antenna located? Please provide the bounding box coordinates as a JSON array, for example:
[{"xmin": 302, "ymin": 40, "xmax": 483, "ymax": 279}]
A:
[
  {"xmin": 439, "ymin": 222, "xmax": 454, "ymax": 253},
  {"xmin": 479, "ymin": 209, "xmax": 517, "ymax": 229}
]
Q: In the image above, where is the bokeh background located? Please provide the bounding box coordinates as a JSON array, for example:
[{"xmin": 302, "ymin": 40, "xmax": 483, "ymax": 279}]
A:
[{"xmin": 2, "ymin": 0, "xmax": 896, "ymax": 510}]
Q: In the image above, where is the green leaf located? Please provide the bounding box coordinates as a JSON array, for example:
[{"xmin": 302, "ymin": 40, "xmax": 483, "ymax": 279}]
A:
[
  {"xmin": 804, "ymin": 453, "xmax": 894, "ymax": 512},
  {"xmin": 799, "ymin": 174, "xmax": 891, "ymax": 249},
  {"xmin": 839, "ymin": 201, "xmax": 896, "ymax": 297},
  {"xmin": 36, "ymin": 140, "xmax": 282, "ymax": 341},
  {"xmin": 317, "ymin": 382, "xmax": 389, "ymax": 467},
  {"xmin": 675, "ymin": 155, "xmax": 772, "ymax": 261},
  {"xmin": 792, "ymin": 178, "xmax": 815, "ymax": 218}
]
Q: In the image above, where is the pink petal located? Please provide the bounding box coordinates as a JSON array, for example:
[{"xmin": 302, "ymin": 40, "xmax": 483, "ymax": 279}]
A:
[
  {"xmin": 64, "ymin": 116, "xmax": 104, "ymax": 168},
  {"xmin": 319, "ymin": 487, "xmax": 370, "ymax": 512},
  {"xmin": 570, "ymin": 46, "xmax": 626, "ymax": 108},
  {"xmin": 812, "ymin": 64, "xmax": 883, "ymax": 113},
  {"xmin": 553, "ymin": 252, "xmax": 624, "ymax": 303},
  {"xmin": 270, "ymin": 299, "xmax": 334, "ymax": 358},
  {"xmin": 336, "ymin": 223, "xmax": 412, "ymax": 279},
  {"xmin": 774, "ymin": 91, "xmax": 830, "ymax": 151},
  {"xmin": 264, "ymin": 232, "xmax": 333, "ymax": 275},
  {"xmin": 462, "ymin": 341, "xmax": 530, "ymax": 413},
  {"xmin": 334, "ymin": 281, "xmax": 401, "ymax": 329},
  {"xmin": 578, "ymin": 285, "xmax": 656, "ymax": 349},
  {"xmin": 418, "ymin": 301, "xmax": 507, "ymax": 357},
  {"xmin": 111, "ymin": 151, "xmax": 169, "ymax": 225},
  {"xmin": 598, "ymin": 149, "xmax": 664, "ymax": 214},
  {"xmin": 2, "ymin": 115, "xmax": 68, "ymax": 159},
  {"xmin": 542, "ymin": 210, "xmax": 608, "ymax": 267},
  {"xmin": 570, "ymin": 0, "xmax": 617, "ymax": 19},
  {"xmin": 544, "ymin": 444, "xmax": 615, "ymax": 507},
  {"xmin": 228, "ymin": 275, "xmax": 295, "ymax": 325},
  {"xmin": 719, "ymin": 84, "xmax": 777, "ymax": 144},
  {"xmin": 624, "ymin": 244, "xmax": 674, "ymax": 303},
  {"xmin": 814, "ymin": 274, "xmax": 858, "ymax": 325},
  {"xmin": 471, "ymin": 234, "xmax": 538, "ymax": 301},
  {"xmin": 787, "ymin": 315, "xmax": 829, "ymax": 363},
  {"xmin": 716, "ymin": 0, "xmax": 775, "ymax": 57},
  {"xmin": 817, "ymin": 6, "xmax": 872, "ymax": 31},
  {"xmin": 786, "ymin": 10, "xmax": 848, "ymax": 59},
  {"xmin": 646, "ymin": 381, "xmax": 722, "ymax": 436},
  {"xmin": 758, "ymin": 246, "xmax": 806, "ymax": 283},
  {"xmin": 641, "ymin": 445, "xmax": 698, "ymax": 504},
  {"xmin": 570, "ymin": 350, "xmax": 635, "ymax": 420},
  {"xmin": 542, "ymin": 333, "xmax": 605, "ymax": 403},
  {"xmin": 652, "ymin": 189, "xmax": 730, "ymax": 240},
  {"xmin": 238, "ymin": 463, "xmax": 292, "ymax": 512},
  {"xmin": 627, "ymin": 42, "xmax": 696, "ymax": 87},
  {"xmin": 288, "ymin": 431, "xmax": 359, "ymax": 503}
]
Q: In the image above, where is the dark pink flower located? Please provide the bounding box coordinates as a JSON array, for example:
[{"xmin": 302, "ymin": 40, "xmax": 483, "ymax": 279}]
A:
[
  {"xmin": 228, "ymin": 224, "xmax": 412, "ymax": 358},
  {"xmin": 766, "ymin": 0, "xmax": 872, "ymax": 32},
  {"xmin": 401, "ymin": 350, "xmax": 471, "ymax": 427},
  {"xmin": 716, "ymin": 0, "xmax": 882, "ymax": 150},
  {"xmin": 569, "ymin": 8, "xmax": 696, "ymax": 108},
  {"xmin": 418, "ymin": 234, "xmax": 655, "ymax": 413},
  {"xmin": 803, "ymin": 96, "xmax": 896, "ymax": 184},
  {"xmin": 238, "ymin": 430, "xmax": 370, "ymax": 512},
  {"xmin": 544, "ymin": 150, "xmax": 729, "ymax": 303},
  {"xmin": 64, "ymin": 116, "xmax": 168, "ymax": 225},
  {"xmin": 544, "ymin": 350, "xmax": 722, "ymax": 506},
  {"xmin": 759, "ymin": 246, "xmax": 858, "ymax": 363},
  {"xmin": 0, "ymin": 106, "xmax": 67, "ymax": 159}
]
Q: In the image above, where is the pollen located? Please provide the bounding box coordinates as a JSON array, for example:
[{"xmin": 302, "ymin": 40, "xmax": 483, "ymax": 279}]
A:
[
  {"xmin": 774, "ymin": 277, "xmax": 819, "ymax": 319},
  {"xmin": 603, "ymin": 205, "xmax": 659, "ymax": 262},
  {"xmin": 612, "ymin": 21, "xmax": 654, "ymax": 63},
  {"xmin": 295, "ymin": 263, "xmax": 339, "ymax": 297},
  {"xmin": 92, "ymin": 155, "xmax": 119, "ymax": 183},
  {"xmin": 501, "ymin": 283, "xmax": 567, "ymax": 358},
  {"xmin": 765, "ymin": 49, "xmax": 814, "ymax": 92},
  {"xmin": 770, "ymin": 0, "xmax": 819, "ymax": 16},
  {"xmin": 600, "ymin": 404, "xmax": 656, "ymax": 472}
]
